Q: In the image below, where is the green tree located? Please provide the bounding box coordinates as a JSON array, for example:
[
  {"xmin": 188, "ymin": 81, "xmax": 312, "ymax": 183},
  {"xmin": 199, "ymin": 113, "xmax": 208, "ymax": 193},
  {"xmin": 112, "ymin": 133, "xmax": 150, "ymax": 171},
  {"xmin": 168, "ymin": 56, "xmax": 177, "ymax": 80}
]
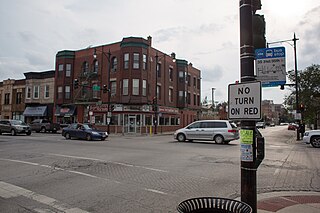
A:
[{"xmin": 285, "ymin": 64, "xmax": 320, "ymax": 125}]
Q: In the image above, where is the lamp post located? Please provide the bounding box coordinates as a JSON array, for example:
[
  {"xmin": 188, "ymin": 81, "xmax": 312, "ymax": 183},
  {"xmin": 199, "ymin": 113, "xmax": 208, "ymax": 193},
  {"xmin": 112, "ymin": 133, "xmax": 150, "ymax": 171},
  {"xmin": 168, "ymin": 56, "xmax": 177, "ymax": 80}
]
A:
[
  {"xmin": 212, "ymin": 88, "xmax": 215, "ymax": 112},
  {"xmin": 268, "ymin": 33, "xmax": 300, "ymax": 140},
  {"xmin": 93, "ymin": 48, "xmax": 112, "ymax": 134},
  {"xmin": 154, "ymin": 53, "xmax": 159, "ymax": 134}
]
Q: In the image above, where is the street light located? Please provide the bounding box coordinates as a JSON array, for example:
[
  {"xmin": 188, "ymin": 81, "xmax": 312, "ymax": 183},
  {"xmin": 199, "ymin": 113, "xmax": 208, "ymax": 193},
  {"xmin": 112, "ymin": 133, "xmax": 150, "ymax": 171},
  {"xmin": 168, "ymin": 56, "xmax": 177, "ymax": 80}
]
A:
[
  {"xmin": 93, "ymin": 48, "xmax": 112, "ymax": 134},
  {"xmin": 268, "ymin": 33, "xmax": 300, "ymax": 140}
]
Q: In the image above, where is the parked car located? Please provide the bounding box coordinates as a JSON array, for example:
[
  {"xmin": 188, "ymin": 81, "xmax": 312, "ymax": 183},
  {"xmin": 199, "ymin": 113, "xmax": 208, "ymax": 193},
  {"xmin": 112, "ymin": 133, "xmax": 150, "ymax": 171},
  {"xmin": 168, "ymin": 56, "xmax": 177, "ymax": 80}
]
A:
[
  {"xmin": 0, "ymin": 119, "xmax": 31, "ymax": 136},
  {"xmin": 29, "ymin": 119, "xmax": 60, "ymax": 133},
  {"xmin": 256, "ymin": 122, "xmax": 266, "ymax": 129},
  {"xmin": 303, "ymin": 130, "xmax": 320, "ymax": 148},
  {"xmin": 288, "ymin": 123, "xmax": 299, "ymax": 130},
  {"xmin": 62, "ymin": 123, "xmax": 108, "ymax": 141},
  {"xmin": 173, "ymin": 120, "xmax": 239, "ymax": 144}
]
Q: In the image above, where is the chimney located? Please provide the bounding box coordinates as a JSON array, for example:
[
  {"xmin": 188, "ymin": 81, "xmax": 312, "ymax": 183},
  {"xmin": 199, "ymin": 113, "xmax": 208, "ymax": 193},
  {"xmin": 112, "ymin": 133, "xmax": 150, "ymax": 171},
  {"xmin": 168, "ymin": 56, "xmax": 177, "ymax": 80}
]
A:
[{"xmin": 147, "ymin": 36, "xmax": 152, "ymax": 46}]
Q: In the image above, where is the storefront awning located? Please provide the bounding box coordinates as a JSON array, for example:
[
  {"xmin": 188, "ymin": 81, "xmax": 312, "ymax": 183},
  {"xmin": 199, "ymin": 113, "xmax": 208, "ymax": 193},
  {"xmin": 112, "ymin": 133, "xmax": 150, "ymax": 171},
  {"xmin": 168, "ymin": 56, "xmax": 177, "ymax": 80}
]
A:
[
  {"xmin": 55, "ymin": 105, "xmax": 76, "ymax": 117},
  {"xmin": 23, "ymin": 106, "xmax": 47, "ymax": 117}
]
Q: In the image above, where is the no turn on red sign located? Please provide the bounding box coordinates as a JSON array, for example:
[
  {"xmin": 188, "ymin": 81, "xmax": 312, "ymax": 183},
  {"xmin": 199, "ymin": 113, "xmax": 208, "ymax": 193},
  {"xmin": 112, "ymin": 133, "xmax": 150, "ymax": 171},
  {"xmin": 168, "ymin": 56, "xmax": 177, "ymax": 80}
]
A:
[{"xmin": 228, "ymin": 81, "xmax": 262, "ymax": 120}]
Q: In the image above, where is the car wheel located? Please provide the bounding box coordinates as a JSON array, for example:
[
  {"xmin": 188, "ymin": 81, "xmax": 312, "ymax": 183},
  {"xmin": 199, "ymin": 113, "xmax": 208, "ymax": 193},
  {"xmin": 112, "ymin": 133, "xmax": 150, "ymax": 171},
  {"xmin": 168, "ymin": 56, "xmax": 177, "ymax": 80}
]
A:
[
  {"xmin": 311, "ymin": 136, "xmax": 320, "ymax": 148},
  {"xmin": 86, "ymin": 134, "xmax": 92, "ymax": 141},
  {"xmin": 65, "ymin": 133, "xmax": 71, "ymax": 140},
  {"xmin": 26, "ymin": 132, "xmax": 31, "ymax": 136},
  {"xmin": 11, "ymin": 129, "xmax": 16, "ymax": 136},
  {"xmin": 41, "ymin": 127, "xmax": 46, "ymax": 133},
  {"xmin": 101, "ymin": 138, "xmax": 106, "ymax": 141},
  {"xmin": 0, "ymin": 130, "xmax": 2, "ymax": 135},
  {"xmin": 177, "ymin": 133, "xmax": 186, "ymax": 142},
  {"xmin": 214, "ymin": 135, "xmax": 224, "ymax": 144}
]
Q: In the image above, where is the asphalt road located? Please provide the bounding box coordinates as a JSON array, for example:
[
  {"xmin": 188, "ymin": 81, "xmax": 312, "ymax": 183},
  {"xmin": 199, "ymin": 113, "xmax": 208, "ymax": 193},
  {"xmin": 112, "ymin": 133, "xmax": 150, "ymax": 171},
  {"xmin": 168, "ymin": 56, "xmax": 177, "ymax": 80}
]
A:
[{"xmin": 0, "ymin": 125, "xmax": 318, "ymax": 212}]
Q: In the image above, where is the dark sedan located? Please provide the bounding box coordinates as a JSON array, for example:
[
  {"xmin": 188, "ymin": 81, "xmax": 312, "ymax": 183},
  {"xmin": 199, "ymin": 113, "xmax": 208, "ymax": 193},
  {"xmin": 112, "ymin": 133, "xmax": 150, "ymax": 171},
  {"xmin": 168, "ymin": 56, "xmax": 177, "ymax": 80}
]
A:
[{"xmin": 62, "ymin": 123, "xmax": 108, "ymax": 141}]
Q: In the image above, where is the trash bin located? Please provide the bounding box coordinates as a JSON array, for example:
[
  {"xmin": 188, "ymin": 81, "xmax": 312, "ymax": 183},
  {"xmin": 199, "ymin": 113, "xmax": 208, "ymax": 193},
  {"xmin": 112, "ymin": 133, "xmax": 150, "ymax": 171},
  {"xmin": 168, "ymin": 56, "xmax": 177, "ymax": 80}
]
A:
[{"xmin": 177, "ymin": 197, "xmax": 252, "ymax": 213}]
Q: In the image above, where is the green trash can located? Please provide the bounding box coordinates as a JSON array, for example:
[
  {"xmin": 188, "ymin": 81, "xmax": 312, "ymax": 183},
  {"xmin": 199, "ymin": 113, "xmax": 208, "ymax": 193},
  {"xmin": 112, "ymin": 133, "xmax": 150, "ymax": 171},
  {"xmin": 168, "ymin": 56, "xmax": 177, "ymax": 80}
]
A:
[{"xmin": 177, "ymin": 197, "xmax": 252, "ymax": 213}]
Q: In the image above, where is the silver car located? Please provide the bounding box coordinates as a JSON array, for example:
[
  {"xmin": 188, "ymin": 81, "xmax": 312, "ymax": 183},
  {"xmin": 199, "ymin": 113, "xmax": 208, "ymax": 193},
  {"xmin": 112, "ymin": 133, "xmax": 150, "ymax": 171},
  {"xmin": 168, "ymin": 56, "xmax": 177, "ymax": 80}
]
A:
[
  {"xmin": 174, "ymin": 120, "xmax": 239, "ymax": 144},
  {"xmin": 0, "ymin": 119, "xmax": 32, "ymax": 136}
]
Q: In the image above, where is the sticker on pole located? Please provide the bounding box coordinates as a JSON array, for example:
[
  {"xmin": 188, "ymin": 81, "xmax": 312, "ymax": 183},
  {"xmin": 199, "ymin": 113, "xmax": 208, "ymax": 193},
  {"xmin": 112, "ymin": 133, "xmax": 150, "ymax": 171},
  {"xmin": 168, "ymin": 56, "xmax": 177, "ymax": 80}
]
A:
[{"xmin": 228, "ymin": 81, "xmax": 261, "ymax": 120}]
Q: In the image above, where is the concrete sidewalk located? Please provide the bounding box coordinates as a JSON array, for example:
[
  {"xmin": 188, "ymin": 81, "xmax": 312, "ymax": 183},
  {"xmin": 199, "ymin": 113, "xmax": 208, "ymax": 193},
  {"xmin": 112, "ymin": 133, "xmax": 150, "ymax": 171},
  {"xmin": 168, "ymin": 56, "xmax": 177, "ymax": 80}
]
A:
[{"xmin": 257, "ymin": 191, "xmax": 320, "ymax": 213}]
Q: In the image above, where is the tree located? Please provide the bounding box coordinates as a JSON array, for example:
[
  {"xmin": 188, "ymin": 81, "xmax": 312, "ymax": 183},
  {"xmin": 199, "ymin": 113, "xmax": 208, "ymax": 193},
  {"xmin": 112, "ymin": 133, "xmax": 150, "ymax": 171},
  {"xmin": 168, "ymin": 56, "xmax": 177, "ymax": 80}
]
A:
[{"xmin": 285, "ymin": 64, "xmax": 320, "ymax": 126}]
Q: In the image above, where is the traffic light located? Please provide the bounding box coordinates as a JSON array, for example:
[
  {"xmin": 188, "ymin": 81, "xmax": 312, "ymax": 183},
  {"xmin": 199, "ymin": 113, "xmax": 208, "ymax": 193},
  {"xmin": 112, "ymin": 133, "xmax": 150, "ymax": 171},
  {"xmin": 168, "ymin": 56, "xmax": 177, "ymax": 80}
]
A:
[
  {"xmin": 152, "ymin": 97, "xmax": 157, "ymax": 105},
  {"xmin": 110, "ymin": 104, "xmax": 115, "ymax": 112},
  {"xmin": 103, "ymin": 85, "xmax": 108, "ymax": 93},
  {"xmin": 252, "ymin": 14, "xmax": 266, "ymax": 50},
  {"xmin": 74, "ymin": 79, "xmax": 79, "ymax": 89}
]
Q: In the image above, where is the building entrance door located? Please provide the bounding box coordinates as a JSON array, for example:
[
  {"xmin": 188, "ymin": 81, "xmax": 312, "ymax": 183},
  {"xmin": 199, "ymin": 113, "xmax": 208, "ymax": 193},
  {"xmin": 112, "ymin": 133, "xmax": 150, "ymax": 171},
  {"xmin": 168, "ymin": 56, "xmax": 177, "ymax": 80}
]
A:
[{"xmin": 128, "ymin": 115, "xmax": 136, "ymax": 133}]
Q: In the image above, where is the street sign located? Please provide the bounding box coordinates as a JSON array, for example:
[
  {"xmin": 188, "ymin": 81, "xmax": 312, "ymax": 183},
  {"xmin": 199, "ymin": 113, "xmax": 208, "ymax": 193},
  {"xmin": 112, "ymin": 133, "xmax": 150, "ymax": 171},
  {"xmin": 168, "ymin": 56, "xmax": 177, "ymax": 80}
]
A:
[
  {"xmin": 93, "ymin": 85, "xmax": 101, "ymax": 91},
  {"xmin": 255, "ymin": 47, "xmax": 286, "ymax": 87},
  {"xmin": 228, "ymin": 81, "xmax": 261, "ymax": 120}
]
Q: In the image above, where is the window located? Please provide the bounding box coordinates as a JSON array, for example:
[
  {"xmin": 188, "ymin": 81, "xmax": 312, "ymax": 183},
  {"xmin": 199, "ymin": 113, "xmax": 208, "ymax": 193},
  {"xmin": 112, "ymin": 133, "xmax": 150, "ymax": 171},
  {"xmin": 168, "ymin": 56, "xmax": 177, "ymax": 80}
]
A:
[
  {"xmin": 124, "ymin": 53, "xmax": 129, "ymax": 69},
  {"xmin": 58, "ymin": 64, "xmax": 63, "ymax": 72},
  {"xmin": 16, "ymin": 92, "xmax": 22, "ymax": 104},
  {"xmin": 187, "ymin": 92, "xmax": 191, "ymax": 104},
  {"xmin": 93, "ymin": 60, "xmax": 98, "ymax": 73},
  {"xmin": 123, "ymin": 79, "xmax": 128, "ymax": 95},
  {"xmin": 157, "ymin": 63, "xmax": 161, "ymax": 77},
  {"xmin": 169, "ymin": 88, "xmax": 173, "ymax": 103},
  {"xmin": 82, "ymin": 61, "xmax": 89, "ymax": 74},
  {"xmin": 44, "ymin": 85, "xmax": 50, "ymax": 98},
  {"xmin": 179, "ymin": 71, "xmax": 184, "ymax": 82},
  {"xmin": 65, "ymin": 86, "xmax": 71, "ymax": 99},
  {"xmin": 92, "ymin": 84, "xmax": 98, "ymax": 99},
  {"xmin": 179, "ymin": 91, "xmax": 184, "ymax": 102},
  {"xmin": 187, "ymin": 75, "xmax": 191, "ymax": 86},
  {"xmin": 193, "ymin": 94, "xmax": 196, "ymax": 105},
  {"xmin": 143, "ymin": 54, "xmax": 147, "ymax": 70},
  {"xmin": 111, "ymin": 81, "xmax": 116, "ymax": 95},
  {"xmin": 132, "ymin": 79, "xmax": 139, "ymax": 95},
  {"xmin": 169, "ymin": 68, "xmax": 173, "ymax": 81},
  {"xmin": 57, "ymin": 86, "xmax": 63, "ymax": 99},
  {"xmin": 26, "ymin": 86, "xmax": 31, "ymax": 99},
  {"xmin": 142, "ymin": 80, "xmax": 146, "ymax": 96},
  {"xmin": 133, "ymin": 53, "xmax": 139, "ymax": 69},
  {"xmin": 214, "ymin": 121, "xmax": 227, "ymax": 128},
  {"xmin": 33, "ymin": 86, "xmax": 39, "ymax": 99},
  {"xmin": 66, "ymin": 64, "xmax": 71, "ymax": 77},
  {"xmin": 193, "ymin": 77, "xmax": 196, "ymax": 87},
  {"xmin": 4, "ymin": 93, "xmax": 10, "ymax": 105},
  {"xmin": 197, "ymin": 78, "xmax": 200, "ymax": 89},
  {"xmin": 112, "ymin": 57, "xmax": 118, "ymax": 71}
]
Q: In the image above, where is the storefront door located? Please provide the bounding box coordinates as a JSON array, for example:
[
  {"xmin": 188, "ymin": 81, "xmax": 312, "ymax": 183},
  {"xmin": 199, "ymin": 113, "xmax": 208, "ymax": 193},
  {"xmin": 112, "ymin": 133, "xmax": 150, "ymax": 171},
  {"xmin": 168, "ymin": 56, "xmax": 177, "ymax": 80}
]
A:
[{"xmin": 128, "ymin": 115, "xmax": 136, "ymax": 133}]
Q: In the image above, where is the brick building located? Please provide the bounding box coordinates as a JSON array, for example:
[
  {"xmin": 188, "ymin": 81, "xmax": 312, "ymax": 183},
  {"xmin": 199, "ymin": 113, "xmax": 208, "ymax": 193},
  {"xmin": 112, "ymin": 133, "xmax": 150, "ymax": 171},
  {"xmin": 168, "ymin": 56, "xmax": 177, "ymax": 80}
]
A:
[
  {"xmin": 54, "ymin": 36, "xmax": 201, "ymax": 134},
  {"xmin": 0, "ymin": 79, "xmax": 26, "ymax": 120},
  {"xmin": 23, "ymin": 71, "xmax": 56, "ymax": 123}
]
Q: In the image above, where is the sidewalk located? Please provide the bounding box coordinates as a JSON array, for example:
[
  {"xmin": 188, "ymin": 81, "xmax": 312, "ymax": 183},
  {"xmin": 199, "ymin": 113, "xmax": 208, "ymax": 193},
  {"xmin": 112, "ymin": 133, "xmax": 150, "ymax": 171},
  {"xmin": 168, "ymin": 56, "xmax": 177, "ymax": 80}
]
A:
[{"xmin": 257, "ymin": 191, "xmax": 320, "ymax": 212}]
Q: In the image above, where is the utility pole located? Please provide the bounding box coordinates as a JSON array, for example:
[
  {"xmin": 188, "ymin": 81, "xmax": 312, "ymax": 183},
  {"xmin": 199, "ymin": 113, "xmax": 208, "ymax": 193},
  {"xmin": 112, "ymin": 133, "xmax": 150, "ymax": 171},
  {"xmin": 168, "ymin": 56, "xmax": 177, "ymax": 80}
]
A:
[
  {"xmin": 293, "ymin": 33, "xmax": 300, "ymax": 140},
  {"xmin": 212, "ymin": 88, "xmax": 215, "ymax": 111},
  {"xmin": 240, "ymin": 0, "xmax": 258, "ymax": 212}
]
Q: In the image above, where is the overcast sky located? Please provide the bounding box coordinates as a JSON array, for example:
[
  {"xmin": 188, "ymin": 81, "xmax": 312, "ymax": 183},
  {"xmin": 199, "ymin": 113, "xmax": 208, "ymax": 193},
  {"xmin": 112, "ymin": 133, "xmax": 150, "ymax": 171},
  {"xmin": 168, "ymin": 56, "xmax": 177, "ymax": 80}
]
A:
[{"xmin": 0, "ymin": 0, "xmax": 319, "ymax": 104}]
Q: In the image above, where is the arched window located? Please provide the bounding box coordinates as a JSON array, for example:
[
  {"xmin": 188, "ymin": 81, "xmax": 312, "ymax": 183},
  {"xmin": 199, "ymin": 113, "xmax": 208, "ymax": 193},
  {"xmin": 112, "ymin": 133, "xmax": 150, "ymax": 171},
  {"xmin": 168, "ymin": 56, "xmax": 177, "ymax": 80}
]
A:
[
  {"xmin": 93, "ymin": 60, "xmax": 99, "ymax": 73},
  {"xmin": 82, "ymin": 61, "xmax": 89, "ymax": 74},
  {"xmin": 112, "ymin": 57, "xmax": 117, "ymax": 71}
]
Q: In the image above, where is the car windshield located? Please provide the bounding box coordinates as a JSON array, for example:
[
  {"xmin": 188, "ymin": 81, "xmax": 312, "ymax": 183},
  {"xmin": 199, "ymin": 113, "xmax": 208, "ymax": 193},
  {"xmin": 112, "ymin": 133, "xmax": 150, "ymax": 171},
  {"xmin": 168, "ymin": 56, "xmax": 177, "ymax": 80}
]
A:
[{"xmin": 10, "ymin": 120, "xmax": 27, "ymax": 125}]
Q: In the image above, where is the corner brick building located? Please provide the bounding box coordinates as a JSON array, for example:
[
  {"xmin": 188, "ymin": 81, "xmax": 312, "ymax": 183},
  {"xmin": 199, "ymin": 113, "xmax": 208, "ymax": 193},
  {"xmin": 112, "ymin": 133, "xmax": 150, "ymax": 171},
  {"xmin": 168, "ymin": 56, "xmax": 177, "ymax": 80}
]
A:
[{"xmin": 54, "ymin": 36, "xmax": 201, "ymax": 134}]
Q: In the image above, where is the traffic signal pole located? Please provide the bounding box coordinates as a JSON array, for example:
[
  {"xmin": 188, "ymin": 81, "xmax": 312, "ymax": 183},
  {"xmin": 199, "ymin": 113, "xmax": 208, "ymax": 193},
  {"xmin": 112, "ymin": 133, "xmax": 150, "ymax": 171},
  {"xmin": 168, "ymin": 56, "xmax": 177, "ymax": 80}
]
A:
[{"xmin": 240, "ymin": 0, "xmax": 258, "ymax": 212}]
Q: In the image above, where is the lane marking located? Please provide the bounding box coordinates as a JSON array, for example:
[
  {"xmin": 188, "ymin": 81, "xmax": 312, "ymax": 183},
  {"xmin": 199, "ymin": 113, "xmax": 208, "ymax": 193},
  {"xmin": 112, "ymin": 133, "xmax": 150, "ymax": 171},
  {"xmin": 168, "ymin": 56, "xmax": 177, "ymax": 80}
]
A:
[
  {"xmin": 0, "ymin": 157, "xmax": 168, "ymax": 197},
  {"xmin": 144, "ymin": 188, "xmax": 168, "ymax": 195},
  {"xmin": 0, "ymin": 181, "xmax": 89, "ymax": 213},
  {"xmin": 49, "ymin": 153, "xmax": 168, "ymax": 173}
]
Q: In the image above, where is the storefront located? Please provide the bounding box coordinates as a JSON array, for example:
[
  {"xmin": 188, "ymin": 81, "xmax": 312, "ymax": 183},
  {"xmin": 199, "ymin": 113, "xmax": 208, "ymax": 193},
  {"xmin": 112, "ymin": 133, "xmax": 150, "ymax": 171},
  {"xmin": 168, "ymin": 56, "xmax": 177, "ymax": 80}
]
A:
[
  {"xmin": 23, "ymin": 106, "xmax": 48, "ymax": 123},
  {"xmin": 89, "ymin": 104, "xmax": 181, "ymax": 134},
  {"xmin": 54, "ymin": 105, "xmax": 77, "ymax": 126}
]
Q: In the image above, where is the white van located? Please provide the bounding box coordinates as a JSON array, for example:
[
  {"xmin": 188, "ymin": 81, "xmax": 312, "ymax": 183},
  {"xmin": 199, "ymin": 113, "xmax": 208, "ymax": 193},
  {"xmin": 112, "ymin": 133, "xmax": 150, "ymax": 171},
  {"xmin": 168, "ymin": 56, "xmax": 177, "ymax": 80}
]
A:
[{"xmin": 173, "ymin": 120, "xmax": 239, "ymax": 144}]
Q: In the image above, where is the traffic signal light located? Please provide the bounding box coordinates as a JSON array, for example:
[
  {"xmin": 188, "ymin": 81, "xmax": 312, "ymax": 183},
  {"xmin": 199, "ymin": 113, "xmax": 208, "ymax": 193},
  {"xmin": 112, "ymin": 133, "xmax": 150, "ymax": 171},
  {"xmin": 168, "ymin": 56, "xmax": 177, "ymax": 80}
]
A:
[
  {"xmin": 110, "ymin": 104, "xmax": 115, "ymax": 112},
  {"xmin": 103, "ymin": 85, "xmax": 108, "ymax": 93},
  {"xmin": 152, "ymin": 97, "xmax": 157, "ymax": 105},
  {"xmin": 74, "ymin": 79, "xmax": 79, "ymax": 89},
  {"xmin": 252, "ymin": 14, "xmax": 266, "ymax": 50}
]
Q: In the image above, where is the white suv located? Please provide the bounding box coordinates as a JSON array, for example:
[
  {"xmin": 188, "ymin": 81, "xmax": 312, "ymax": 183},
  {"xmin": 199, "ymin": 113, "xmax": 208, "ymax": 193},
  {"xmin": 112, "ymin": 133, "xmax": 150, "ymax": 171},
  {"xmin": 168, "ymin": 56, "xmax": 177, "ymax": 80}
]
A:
[
  {"xmin": 174, "ymin": 120, "xmax": 239, "ymax": 144},
  {"xmin": 303, "ymin": 130, "xmax": 320, "ymax": 148}
]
